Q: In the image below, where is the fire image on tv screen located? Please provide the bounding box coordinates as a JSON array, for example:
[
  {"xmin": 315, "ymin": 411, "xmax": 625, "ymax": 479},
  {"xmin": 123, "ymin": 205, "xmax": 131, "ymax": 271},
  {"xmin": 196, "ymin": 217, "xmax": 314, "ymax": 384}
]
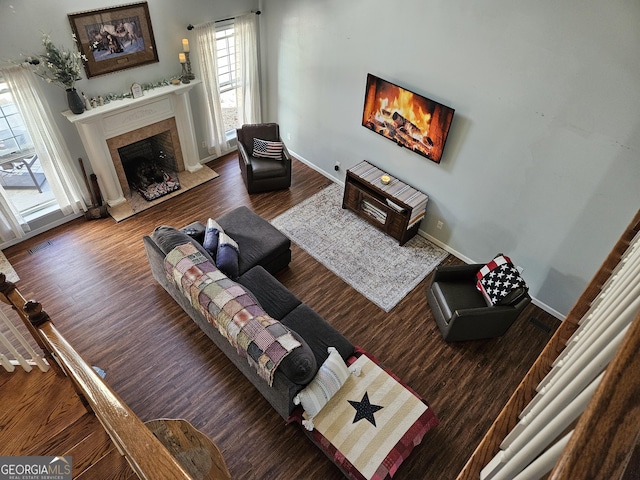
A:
[{"xmin": 362, "ymin": 74, "xmax": 455, "ymax": 164}]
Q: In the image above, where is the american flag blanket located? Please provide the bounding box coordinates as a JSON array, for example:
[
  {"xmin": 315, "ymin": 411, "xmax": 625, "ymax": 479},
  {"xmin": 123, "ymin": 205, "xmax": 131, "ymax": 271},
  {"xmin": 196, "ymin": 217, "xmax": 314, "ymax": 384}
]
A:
[
  {"xmin": 164, "ymin": 242, "xmax": 301, "ymax": 386},
  {"xmin": 476, "ymin": 254, "xmax": 527, "ymax": 305}
]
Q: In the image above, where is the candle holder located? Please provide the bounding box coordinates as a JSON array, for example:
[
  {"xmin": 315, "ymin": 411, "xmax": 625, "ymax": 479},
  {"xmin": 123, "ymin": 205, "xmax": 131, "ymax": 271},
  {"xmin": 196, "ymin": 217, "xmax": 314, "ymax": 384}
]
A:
[
  {"xmin": 180, "ymin": 62, "xmax": 190, "ymax": 84},
  {"xmin": 184, "ymin": 51, "xmax": 195, "ymax": 80}
]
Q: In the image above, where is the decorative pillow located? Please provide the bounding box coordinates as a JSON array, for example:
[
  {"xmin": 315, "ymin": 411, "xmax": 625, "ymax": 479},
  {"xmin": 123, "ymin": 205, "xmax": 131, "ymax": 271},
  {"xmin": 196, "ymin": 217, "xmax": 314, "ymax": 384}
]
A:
[
  {"xmin": 294, "ymin": 347, "xmax": 359, "ymax": 428},
  {"xmin": 268, "ymin": 325, "xmax": 317, "ymax": 385},
  {"xmin": 202, "ymin": 218, "xmax": 224, "ymax": 259},
  {"xmin": 253, "ymin": 138, "xmax": 284, "ymax": 159},
  {"xmin": 476, "ymin": 254, "xmax": 528, "ymax": 306},
  {"xmin": 151, "ymin": 226, "xmax": 214, "ymax": 264},
  {"xmin": 216, "ymin": 231, "xmax": 240, "ymax": 279}
]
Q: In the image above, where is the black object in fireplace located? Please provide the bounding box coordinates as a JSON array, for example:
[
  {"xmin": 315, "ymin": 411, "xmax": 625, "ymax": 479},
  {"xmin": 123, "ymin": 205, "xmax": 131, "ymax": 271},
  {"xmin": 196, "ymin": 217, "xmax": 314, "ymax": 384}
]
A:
[{"xmin": 124, "ymin": 153, "xmax": 180, "ymax": 201}]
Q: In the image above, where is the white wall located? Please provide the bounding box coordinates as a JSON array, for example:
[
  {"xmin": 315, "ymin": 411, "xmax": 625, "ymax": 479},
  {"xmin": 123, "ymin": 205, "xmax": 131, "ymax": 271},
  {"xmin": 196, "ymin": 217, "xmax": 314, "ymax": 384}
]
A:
[
  {"xmin": 0, "ymin": 0, "xmax": 257, "ymax": 247},
  {"xmin": 260, "ymin": 0, "xmax": 640, "ymax": 316},
  {"xmin": 0, "ymin": 0, "xmax": 256, "ymax": 189}
]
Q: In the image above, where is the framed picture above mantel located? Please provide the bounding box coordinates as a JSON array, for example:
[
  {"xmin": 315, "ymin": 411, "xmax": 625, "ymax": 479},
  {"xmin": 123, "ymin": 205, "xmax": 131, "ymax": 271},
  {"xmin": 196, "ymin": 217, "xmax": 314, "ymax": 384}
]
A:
[{"xmin": 68, "ymin": 2, "xmax": 158, "ymax": 78}]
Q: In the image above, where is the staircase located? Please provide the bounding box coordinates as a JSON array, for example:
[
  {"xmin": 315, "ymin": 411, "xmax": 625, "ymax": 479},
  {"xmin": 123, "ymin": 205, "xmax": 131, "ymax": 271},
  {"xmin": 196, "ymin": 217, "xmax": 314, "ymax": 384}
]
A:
[
  {"xmin": 0, "ymin": 368, "xmax": 137, "ymax": 479},
  {"xmin": 0, "ymin": 276, "xmax": 231, "ymax": 480}
]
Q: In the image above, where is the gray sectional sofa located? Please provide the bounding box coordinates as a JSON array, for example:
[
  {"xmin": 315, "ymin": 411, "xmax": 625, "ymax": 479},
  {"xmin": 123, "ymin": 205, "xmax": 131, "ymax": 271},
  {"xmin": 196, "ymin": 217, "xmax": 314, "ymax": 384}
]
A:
[{"xmin": 143, "ymin": 206, "xmax": 354, "ymax": 419}]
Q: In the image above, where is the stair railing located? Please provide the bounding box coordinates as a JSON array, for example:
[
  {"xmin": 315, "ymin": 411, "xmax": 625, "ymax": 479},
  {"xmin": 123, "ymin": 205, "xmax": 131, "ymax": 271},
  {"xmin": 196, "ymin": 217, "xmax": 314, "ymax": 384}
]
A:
[
  {"xmin": 457, "ymin": 209, "xmax": 640, "ymax": 480},
  {"xmin": 0, "ymin": 275, "xmax": 195, "ymax": 480},
  {"xmin": 0, "ymin": 303, "xmax": 49, "ymax": 372}
]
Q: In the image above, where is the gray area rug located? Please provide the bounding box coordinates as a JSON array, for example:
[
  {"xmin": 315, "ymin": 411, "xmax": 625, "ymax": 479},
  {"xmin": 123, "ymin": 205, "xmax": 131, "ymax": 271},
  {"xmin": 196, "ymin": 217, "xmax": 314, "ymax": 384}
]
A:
[{"xmin": 271, "ymin": 183, "xmax": 448, "ymax": 312}]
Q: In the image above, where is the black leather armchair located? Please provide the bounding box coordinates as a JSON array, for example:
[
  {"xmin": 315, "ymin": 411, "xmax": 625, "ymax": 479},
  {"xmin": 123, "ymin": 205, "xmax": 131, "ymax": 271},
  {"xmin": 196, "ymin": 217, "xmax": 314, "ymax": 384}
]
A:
[
  {"xmin": 426, "ymin": 263, "xmax": 531, "ymax": 342},
  {"xmin": 236, "ymin": 123, "xmax": 292, "ymax": 194}
]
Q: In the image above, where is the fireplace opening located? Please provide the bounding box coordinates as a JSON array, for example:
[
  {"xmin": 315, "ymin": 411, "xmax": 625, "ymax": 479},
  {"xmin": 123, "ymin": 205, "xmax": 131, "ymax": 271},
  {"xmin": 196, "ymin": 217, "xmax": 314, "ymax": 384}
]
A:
[{"xmin": 118, "ymin": 131, "xmax": 181, "ymax": 201}]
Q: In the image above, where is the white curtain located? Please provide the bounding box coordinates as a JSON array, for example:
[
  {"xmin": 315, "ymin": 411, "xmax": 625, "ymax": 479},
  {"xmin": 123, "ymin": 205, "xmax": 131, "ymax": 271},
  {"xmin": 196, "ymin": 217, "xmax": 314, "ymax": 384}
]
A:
[
  {"xmin": 235, "ymin": 13, "xmax": 262, "ymax": 125},
  {"xmin": 195, "ymin": 22, "xmax": 230, "ymax": 157},
  {"xmin": 2, "ymin": 65, "xmax": 88, "ymax": 222},
  {"xmin": 0, "ymin": 189, "xmax": 29, "ymax": 242}
]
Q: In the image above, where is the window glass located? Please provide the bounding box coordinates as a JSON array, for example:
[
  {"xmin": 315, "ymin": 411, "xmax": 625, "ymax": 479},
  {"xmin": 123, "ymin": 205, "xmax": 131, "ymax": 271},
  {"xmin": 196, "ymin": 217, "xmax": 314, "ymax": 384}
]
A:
[
  {"xmin": 0, "ymin": 77, "xmax": 57, "ymax": 217},
  {"xmin": 214, "ymin": 21, "xmax": 239, "ymax": 134}
]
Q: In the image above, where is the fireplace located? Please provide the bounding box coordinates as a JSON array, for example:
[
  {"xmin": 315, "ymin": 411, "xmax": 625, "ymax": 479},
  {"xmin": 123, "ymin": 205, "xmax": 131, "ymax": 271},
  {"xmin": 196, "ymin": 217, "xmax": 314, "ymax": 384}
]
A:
[
  {"xmin": 119, "ymin": 134, "xmax": 180, "ymax": 201},
  {"xmin": 107, "ymin": 117, "xmax": 185, "ymax": 201},
  {"xmin": 63, "ymin": 82, "xmax": 202, "ymax": 208}
]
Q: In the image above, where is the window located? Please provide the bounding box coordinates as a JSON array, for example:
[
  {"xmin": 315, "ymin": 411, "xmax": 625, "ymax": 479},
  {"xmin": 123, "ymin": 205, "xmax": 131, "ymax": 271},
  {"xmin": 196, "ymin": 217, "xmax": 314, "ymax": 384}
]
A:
[
  {"xmin": 0, "ymin": 78, "xmax": 57, "ymax": 218},
  {"xmin": 215, "ymin": 21, "xmax": 239, "ymax": 135},
  {"xmin": 0, "ymin": 87, "xmax": 32, "ymax": 157}
]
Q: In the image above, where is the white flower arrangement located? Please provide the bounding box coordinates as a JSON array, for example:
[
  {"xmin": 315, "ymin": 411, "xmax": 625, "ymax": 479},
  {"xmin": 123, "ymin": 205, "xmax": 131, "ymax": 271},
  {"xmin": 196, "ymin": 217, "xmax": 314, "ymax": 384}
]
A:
[{"xmin": 27, "ymin": 33, "xmax": 86, "ymax": 90}]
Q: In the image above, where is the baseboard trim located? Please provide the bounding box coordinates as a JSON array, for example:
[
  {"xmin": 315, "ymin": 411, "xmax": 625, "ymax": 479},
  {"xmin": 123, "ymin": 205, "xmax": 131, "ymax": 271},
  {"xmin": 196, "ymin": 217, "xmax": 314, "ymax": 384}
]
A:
[
  {"xmin": 418, "ymin": 229, "xmax": 564, "ymax": 320},
  {"xmin": 291, "ymin": 154, "xmax": 566, "ymax": 321},
  {"xmin": 290, "ymin": 150, "xmax": 344, "ymax": 186}
]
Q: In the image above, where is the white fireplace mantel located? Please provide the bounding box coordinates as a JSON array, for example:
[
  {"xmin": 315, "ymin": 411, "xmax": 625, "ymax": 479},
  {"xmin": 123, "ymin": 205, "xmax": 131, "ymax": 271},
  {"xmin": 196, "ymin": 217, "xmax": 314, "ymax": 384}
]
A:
[{"xmin": 63, "ymin": 81, "xmax": 202, "ymax": 207}]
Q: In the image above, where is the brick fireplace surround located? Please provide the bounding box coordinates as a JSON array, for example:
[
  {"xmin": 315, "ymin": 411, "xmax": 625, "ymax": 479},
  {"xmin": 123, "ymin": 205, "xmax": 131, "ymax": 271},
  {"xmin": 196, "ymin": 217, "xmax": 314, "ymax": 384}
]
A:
[{"xmin": 63, "ymin": 82, "xmax": 203, "ymax": 210}]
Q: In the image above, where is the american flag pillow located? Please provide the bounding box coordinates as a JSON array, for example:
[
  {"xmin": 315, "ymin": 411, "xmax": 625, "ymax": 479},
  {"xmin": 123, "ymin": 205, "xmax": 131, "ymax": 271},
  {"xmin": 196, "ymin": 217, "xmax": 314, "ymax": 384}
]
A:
[
  {"xmin": 253, "ymin": 138, "xmax": 284, "ymax": 159},
  {"xmin": 476, "ymin": 254, "xmax": 527, "ymax": 306}
]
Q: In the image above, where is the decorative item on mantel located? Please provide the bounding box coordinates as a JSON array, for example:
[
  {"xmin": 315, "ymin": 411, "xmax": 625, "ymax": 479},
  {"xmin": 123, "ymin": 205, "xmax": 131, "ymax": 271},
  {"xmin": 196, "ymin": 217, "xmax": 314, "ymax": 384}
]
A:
[
  {"xmin": 131, "ymin": 82, "xmax": 144, "ymax": 99},
  {"xmin": 179, "ymin": 53, "xmax": 190, "ymax": 84},
  {"xmin": 25, "ymin": 33, "xmax": 87, "ymax": 114},
  {"xmin": 181, "ymin": 38, "xmax": 195, "ymax": 80}
]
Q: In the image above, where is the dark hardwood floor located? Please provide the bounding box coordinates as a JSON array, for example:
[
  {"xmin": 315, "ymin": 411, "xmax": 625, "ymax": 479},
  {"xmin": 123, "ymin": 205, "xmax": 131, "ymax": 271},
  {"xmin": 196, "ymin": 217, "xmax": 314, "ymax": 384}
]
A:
[{"xmin": 3, "ymin": 153, "xmax": 559, "ymax": 480}]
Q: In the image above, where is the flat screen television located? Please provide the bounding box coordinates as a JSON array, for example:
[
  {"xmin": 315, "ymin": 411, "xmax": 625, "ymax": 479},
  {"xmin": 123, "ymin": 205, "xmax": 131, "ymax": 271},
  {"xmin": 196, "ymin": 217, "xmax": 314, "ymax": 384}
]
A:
[{"xmin": 361, "ymin": 73, "xmax": 455, "ymax": 164}]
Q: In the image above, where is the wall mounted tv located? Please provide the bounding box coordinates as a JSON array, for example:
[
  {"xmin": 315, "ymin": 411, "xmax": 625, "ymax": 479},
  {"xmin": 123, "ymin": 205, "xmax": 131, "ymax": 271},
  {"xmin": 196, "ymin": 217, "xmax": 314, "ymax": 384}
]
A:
[{"xmin": 362, "ymin": 73, "xmax": 455, "ymax": 164}]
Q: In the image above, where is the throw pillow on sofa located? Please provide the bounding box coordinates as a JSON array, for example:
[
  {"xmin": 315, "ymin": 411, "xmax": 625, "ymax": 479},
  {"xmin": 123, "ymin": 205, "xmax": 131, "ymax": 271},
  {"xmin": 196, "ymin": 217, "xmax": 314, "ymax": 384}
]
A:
[
  {"xmin": 151, "ymin": 226, "xmax": 215, "ymax": 264},
  {"xmin": 216, "ymin": 231, "xmax": 240, "ymax": 279},
  {"xmin": 294, "ymin": 347, "xmax": 360, "ymax": 430},
  {"xmin": 202, "ymin": 218, "xmax": 224, "ymax": 259},
  {"xmin": 253, "ymin": 138, "xmax": 284, "ymax": 159},
  {"xmin": 252, "ymin": 323, "xmax": 317, "ymax": 385}
]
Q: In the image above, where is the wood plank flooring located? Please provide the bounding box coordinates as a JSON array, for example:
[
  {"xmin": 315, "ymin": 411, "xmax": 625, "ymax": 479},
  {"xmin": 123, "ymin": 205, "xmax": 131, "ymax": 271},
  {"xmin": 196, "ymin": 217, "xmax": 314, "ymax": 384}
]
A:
[
  {"xmin": 2, "ymin": 153, "xmax": 559, "ymax": 480},
  {"xmin": 0, "ymin": 368, "xmax": 137, "ymax": 479}
]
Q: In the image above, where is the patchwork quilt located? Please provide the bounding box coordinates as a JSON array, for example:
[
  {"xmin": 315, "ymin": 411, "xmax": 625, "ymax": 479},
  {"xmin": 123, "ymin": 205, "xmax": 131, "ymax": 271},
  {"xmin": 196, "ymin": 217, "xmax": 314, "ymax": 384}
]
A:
[{"xmin": 164, "ymin": 242, "xmax": 301, "ymax": 385}]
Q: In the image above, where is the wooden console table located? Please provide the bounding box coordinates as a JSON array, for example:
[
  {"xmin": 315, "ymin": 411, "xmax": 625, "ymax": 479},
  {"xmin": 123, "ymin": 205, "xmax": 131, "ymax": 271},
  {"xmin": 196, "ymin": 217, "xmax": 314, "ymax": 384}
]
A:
[{"xmin": 342, "ymin": 160, "xmax": 428, "ymax": 245}]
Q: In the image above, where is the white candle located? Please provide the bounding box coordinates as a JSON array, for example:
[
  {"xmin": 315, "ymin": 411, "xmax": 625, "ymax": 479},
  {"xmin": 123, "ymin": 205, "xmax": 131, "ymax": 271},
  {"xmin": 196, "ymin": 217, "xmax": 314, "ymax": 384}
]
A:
[
  {"xmin": 179, "ymin": 53, "xmax": 186, "ymax": 64},
  {"xmin": 182, "ymin": 38, "xmax": 189, "ymax": 52}
]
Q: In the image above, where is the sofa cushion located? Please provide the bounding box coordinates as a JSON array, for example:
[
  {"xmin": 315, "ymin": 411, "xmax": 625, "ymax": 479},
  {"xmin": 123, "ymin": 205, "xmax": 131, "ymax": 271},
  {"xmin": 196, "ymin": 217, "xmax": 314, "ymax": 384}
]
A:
[
  {"xmin": 237, "ymin": 266, "xmax": 302, "ymax": 320},
  {"xmin": 281, "ymin": 304, "xmax": 354, "ymax": 366},
  {"xmin": 151, "ymin": 226, "xmax": 214, "ymax": 264}
]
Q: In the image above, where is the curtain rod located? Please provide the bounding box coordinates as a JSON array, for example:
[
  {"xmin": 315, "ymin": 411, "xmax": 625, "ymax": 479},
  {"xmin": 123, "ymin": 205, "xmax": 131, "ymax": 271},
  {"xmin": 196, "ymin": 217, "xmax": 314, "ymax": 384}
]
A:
[{"xmin": 187, "ymin": 10, "xmax": 261, "ymax": 30}]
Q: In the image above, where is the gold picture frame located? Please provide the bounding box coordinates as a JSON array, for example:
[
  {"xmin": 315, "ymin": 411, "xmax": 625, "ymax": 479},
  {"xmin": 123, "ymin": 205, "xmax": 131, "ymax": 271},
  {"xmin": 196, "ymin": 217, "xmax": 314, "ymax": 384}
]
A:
[{"xmin": 68, "ymin": 2, "xmax": 158, "ymax": 78}]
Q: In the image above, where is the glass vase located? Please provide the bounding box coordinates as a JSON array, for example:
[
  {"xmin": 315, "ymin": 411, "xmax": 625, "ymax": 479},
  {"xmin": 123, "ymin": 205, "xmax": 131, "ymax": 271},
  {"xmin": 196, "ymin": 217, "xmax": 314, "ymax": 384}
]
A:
[{"xmin": 66, "ymin": 88, "xmax": 85, "ymax": 114}]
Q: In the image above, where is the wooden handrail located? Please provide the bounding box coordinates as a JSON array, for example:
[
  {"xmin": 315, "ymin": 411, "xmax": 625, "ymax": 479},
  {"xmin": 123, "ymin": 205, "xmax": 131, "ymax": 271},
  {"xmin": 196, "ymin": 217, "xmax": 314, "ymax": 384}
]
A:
[
  {"xmin": 549, "ymin": 310, "xmax": 640, "ymax": 479},
  {"xmin": 36, "ymin": 320, "xmax": 193, "ymax": 480},
  {"xmin": 457, "ymin": 208, "xmax": 640, "ymax": 480},
  {"xmin": 0, "ymin": 278, "xmax": 193, "ymax": 480}
]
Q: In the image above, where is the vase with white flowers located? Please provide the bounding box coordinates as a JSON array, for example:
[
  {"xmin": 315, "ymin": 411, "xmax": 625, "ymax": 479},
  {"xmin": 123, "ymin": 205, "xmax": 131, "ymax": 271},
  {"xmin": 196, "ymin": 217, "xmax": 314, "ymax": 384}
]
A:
[{"xmin": 27, "ymin": 33, "xmax": 86, "ymax": 114}]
